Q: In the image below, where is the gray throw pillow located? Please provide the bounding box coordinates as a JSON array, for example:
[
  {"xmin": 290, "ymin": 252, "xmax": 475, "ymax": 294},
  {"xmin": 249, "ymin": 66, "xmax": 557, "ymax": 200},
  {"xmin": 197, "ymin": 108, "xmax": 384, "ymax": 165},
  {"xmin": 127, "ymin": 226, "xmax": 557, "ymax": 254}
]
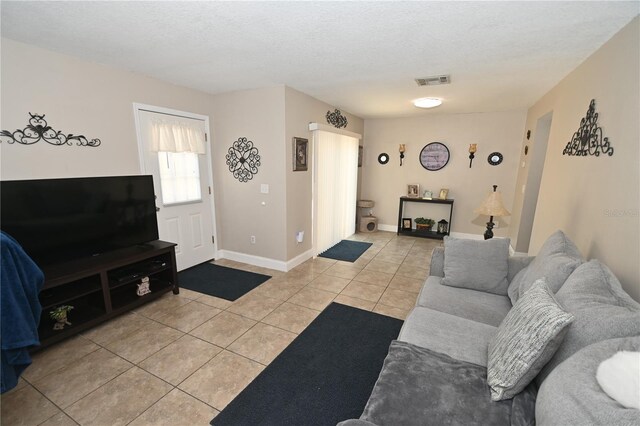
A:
[
  {"xmin": 507, "ymin": 230, "xmax": 583, "ymax": 304},
  {"xmin": 441, "ymin": 236, "xmax": 510, "ymax": 295},
  {"xmin": 487, "ymin": 278, "xmax": 574, "ymax": 401},
  {"xmin": 536, "ymin": 260, "xmax": 640, "ymax": 385}
]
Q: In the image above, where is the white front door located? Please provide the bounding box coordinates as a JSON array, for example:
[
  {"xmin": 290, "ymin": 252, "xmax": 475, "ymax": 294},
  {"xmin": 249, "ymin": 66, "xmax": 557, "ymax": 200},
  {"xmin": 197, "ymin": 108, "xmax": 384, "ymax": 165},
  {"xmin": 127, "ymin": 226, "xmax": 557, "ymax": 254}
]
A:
[{"xmin": 134, "ymin": 104, "xmax": 217, "ymax": 271}]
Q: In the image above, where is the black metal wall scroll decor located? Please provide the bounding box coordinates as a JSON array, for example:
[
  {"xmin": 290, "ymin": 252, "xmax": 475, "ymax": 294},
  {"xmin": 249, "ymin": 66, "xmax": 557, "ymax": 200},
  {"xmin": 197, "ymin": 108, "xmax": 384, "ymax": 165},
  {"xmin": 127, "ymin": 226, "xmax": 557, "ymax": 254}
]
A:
[
  {"xmin": 226, "ymin": 137, "xmax": 261, "ymax": 182},
  {"xmin": 326, "ymin": 109, "xmax": 348, "ymax": 129},
  {"xmin": 0, "ymin": 113, "xmax": 101, "ymax": 147},
  {"xmin": 562, "ymin": 99, "xmax": 613, "ymax": 157}
]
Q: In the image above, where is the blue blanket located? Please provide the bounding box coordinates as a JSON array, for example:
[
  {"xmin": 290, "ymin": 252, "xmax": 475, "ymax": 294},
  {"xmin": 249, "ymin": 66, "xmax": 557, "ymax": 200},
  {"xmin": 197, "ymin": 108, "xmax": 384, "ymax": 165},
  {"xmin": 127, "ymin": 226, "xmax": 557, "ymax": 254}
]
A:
[{"xmin": 1, "ymin": 232, "xmax": 44, "ymax": 393}]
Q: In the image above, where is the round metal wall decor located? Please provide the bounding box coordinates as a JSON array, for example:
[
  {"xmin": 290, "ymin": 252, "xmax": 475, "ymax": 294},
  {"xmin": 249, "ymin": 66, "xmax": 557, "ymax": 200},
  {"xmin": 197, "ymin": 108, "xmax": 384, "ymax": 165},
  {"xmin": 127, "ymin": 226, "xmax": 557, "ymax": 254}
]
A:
[
  {"xmin": 419, "ymin": 142, "xmax": 450, "ymax": 171},
  {"xmin": 326, "ymin": 109, "xmax": 348, "ymax": 129},
  {"xmin": 226, "ymin": 137, "xmax": 261, "ymax": 182},
  {"xmin": 378, "ymin": 153, "xmax": 389, "ymax": 164},
  {"xmin": 488, "ymin": 152, "xmax": 503, "ymax": 166}
]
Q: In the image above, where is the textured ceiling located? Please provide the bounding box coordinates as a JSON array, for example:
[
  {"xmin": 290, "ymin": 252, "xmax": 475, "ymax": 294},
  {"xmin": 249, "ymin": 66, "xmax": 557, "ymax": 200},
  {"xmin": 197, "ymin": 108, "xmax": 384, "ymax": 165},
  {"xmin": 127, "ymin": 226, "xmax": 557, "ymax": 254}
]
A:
[{"xmin": 1, "ymin": 1, "xmax": 638, "ymax": 118}]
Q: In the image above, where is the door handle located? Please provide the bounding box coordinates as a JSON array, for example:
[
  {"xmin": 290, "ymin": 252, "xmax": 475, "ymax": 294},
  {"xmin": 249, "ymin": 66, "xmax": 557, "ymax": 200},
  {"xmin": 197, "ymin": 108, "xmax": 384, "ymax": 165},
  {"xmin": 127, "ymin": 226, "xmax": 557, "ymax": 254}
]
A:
[{"xmin": 156, "ymin": 206, "xmax": 160, "ymax": 212}]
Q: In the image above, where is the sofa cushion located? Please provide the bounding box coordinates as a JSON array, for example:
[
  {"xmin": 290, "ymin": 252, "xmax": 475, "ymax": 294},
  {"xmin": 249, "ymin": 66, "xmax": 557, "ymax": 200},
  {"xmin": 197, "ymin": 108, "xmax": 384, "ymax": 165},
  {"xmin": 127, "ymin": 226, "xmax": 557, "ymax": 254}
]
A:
[
  {"xmin": 356, "ymin": 340, "xmax": 536, "ymax": 426},
  {"xmin": 536, "ymin": 336, "xmax": 640, "ymax": 426},
  {"xmin": 507, "ymin": 230, "xmax": 583, "ymax": 304},
  {"xmin": 398, "ymin": 307, "xmax": 497, "ymax": 366},
  {"xmin": 537, "ymin": 260, "xmax": 640, "ymax": 385},
  {"xmin": 441, "ymin": 236, "xmax": 510, "ymax": 296},
  {"xmin": 417, "ymin": 276, "xmax": 511, "ymax": 327},
  {"xmin": 429, "ymin": 247, "xmax": 445, "ymax": 277},
  {"xmin": 487, "ymin": 279, "xmax": 574, "ymax": 401}
]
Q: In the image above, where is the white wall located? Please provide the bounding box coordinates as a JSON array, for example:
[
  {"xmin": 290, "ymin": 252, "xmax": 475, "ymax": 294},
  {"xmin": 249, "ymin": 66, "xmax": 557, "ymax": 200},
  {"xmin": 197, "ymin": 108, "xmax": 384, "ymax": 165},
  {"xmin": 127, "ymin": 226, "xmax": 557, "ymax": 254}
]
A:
[
  {"xmin": 209, "ymin": 86, "xmax": 287, "ymax": 262},
  {"xmin": 0, "ymin": 39, "xmax": 214, "ymax": 180},
  {"xmin": 510, "ymin": 17, "xmax": 639, "ymax": 301},
  {"xmin": 361, "ymin": 111, "xmax": 526, "ymax": 237}
]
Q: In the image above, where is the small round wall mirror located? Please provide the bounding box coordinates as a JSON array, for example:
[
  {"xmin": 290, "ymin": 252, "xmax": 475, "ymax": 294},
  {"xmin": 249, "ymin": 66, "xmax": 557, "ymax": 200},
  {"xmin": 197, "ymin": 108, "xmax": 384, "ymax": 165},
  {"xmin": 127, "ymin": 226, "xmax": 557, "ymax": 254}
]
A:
[
  {"xmin": 488, "ymin": 152, "xmax": 503, "ymax": 166},
  {"xmin": 378, "ymin": 153, "xmax": 389, "ymax": 164}
]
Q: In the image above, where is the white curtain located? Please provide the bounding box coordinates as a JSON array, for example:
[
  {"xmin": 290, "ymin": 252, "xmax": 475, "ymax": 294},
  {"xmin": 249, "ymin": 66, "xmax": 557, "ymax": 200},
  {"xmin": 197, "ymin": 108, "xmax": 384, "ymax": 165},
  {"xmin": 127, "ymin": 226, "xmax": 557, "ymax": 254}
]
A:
[
  {"xmin": 150, "ymin": 118, "xmax": 206, "ymax": 154},
  {"xmin": 313, "ymin": 129, "xmax": 359, "ymax": 255}
]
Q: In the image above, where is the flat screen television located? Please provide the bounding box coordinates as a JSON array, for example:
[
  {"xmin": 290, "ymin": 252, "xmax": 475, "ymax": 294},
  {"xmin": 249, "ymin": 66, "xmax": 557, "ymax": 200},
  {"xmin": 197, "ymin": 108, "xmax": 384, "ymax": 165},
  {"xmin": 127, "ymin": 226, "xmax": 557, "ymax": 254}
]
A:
[{"xmin": 1, "ymin": 175, "xmax": 159, "ymax": 266}]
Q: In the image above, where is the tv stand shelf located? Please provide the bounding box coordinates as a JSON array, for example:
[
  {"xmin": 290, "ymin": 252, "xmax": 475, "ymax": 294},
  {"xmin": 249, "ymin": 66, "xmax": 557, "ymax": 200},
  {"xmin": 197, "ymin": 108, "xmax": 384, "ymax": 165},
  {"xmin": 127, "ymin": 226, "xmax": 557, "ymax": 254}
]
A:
[{"xmin": 36, "ymin": 240, "xmax": 179, "ymax": 350}]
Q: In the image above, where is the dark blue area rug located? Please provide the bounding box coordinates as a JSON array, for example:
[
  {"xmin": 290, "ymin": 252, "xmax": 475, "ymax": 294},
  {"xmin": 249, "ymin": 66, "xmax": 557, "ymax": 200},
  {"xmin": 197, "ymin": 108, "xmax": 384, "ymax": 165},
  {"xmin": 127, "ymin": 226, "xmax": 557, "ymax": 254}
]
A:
[
  {"xmin": 178, "ymin": 263, "xmax": 270, "ymax": 301},
  {"xmin": 211, "ymin": 302, "xmax": 403, "ymax": 426},
  {"xmin": 319, "ymin": 240, "xmax": 373, "ymax": 262}
]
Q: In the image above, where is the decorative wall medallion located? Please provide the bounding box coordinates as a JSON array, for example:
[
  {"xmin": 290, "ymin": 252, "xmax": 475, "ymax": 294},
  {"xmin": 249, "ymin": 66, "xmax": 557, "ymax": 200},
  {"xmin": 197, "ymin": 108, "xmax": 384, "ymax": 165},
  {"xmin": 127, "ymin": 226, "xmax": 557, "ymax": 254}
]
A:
[
  {"xmin": 226, "ymin": 137, "xmax": 261, "ymax": 182},
  {"xmin": 378, "ymin": 153, "xmax": 389, "ymax": 164},
  {"xmin": 326, "ymin": 109, "xmax": 348, "ymax": 129},
  {"xmin": 563, "ymin": 99, "xmax": 613, "ymax": 157},
  {"xmin": 488, "ymin": 152, "xmax": 503, "ymax": 166},
  {"xmin": 0, "ymin": 113, "xmax": 101, "ymax": 147},
  {"xmin": 419, "ymin": 142, "xmax": 450, "ymax": 171}
]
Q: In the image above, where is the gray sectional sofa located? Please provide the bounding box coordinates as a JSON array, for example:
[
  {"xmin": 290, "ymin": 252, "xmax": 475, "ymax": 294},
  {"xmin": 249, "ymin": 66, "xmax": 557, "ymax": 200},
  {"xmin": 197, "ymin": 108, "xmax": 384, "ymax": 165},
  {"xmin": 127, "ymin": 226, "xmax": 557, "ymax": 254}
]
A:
[{"xmin": 339, "ymin": 231, "xmax": 640, "ymax": 425}]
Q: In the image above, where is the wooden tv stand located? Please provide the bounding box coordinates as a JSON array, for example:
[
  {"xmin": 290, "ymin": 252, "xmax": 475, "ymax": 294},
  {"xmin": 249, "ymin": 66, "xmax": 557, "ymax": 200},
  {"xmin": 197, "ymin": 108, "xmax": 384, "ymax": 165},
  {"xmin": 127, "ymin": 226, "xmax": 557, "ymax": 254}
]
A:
[{"xmin": 36, "ymin": 240, "xmax": 179, "ymax": 350}]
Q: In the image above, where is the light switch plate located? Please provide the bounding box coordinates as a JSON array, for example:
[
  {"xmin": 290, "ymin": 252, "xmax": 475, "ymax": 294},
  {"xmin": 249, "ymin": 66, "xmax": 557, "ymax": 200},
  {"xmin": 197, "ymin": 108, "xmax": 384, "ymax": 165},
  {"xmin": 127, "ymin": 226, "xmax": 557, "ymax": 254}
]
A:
[{"xmin": 261, "ymin": 184, "xmax": 269, "ymax": 194}]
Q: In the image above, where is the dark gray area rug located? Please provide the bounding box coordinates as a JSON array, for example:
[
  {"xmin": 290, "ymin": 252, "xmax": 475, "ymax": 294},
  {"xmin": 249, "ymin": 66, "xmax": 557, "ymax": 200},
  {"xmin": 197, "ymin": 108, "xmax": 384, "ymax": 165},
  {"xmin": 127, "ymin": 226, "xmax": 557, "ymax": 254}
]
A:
[
  {"xmin": 211, "ymin": 302, "xmax": 403, "ymax": 426},
  {"xmin": 178, "ymin": 263, "xmax": 270, "ymax": 301},
  {"xmin": 319, "ymin": 240, "xmax": 373, "ymax": 262}
]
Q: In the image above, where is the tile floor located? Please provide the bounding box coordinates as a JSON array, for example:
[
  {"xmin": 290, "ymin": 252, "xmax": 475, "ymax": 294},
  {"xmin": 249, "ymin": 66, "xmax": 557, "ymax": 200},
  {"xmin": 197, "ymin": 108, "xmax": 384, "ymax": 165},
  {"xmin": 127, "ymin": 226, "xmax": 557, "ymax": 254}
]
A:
[{"xmin": 1, "ymin": 231, "xmax": 442, "ymax": 426}]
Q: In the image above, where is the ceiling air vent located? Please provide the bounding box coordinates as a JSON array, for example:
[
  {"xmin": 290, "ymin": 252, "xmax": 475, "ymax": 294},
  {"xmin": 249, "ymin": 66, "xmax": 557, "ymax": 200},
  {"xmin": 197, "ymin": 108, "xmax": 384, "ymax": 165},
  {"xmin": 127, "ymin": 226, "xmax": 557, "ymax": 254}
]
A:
[{"xmin": 415, "ymin": 75, "xmax": 451, "ymax": 86}]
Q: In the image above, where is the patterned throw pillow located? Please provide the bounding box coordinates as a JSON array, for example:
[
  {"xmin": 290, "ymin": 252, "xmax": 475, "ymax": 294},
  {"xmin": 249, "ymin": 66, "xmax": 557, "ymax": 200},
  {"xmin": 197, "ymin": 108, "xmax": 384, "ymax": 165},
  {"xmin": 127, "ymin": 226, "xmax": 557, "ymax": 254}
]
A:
[{"xmin": 487, "ymin": 279, "xmax": 574, "ymax": 401}]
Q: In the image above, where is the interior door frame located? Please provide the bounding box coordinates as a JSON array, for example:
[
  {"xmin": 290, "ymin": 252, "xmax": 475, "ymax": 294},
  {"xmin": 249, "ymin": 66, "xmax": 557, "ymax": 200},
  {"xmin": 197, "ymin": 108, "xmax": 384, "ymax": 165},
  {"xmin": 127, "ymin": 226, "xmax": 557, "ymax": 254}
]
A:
[{"xmin": 132, "ymin": 102, "xmax": 218, "ymax": 259}]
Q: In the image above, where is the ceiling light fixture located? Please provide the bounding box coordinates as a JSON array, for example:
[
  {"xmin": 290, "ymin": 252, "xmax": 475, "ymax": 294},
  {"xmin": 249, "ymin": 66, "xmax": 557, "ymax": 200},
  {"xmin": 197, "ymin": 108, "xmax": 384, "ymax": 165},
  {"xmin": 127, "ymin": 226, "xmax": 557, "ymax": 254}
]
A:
[{"xmin": 413, "ymin": 97, "xmax": 442, "ymax": 109}]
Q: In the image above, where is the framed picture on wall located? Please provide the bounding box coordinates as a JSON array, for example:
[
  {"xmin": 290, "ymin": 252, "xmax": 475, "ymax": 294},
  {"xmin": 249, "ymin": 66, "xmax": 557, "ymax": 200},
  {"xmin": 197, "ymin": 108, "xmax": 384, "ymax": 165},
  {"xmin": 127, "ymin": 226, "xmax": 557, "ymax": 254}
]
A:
[
  {"xmin": 293, "ymin": 137, "xmax": 308, "ymax": 171},
  {"xmin": 407, "ymin": 184, "xmax": 420, "ymax": 198}
]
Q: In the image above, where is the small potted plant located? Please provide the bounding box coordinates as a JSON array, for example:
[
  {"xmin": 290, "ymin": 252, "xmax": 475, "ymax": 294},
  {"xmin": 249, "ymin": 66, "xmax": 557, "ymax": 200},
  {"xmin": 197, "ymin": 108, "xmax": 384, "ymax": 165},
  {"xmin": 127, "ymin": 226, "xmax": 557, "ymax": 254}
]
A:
[
  {"xmin": 414, "ymin": 217, "xmax": 435, "ymax": 231},
  {"xmin": 50, "ymin": 305, "xmax": 73, "ymax": 330}
]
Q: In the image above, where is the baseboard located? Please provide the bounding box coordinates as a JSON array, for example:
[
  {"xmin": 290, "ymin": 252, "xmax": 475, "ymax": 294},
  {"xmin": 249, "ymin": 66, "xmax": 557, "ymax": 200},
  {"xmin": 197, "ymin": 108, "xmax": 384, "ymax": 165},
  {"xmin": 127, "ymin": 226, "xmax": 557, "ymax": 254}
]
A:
[
  {"xmin": 217, "ymin": 249, "xmax": 288, "ymax": 272},
  {"xmin": 378, "ymin": 224, "xmax": 397, "ymax": 232},
  {"xmin": 285, "ymin": 249, "xmax": 314, "ymax": 271},
  {"xmin": 217, "ymin": 248, "xmax": 314, "ymax": 272}
]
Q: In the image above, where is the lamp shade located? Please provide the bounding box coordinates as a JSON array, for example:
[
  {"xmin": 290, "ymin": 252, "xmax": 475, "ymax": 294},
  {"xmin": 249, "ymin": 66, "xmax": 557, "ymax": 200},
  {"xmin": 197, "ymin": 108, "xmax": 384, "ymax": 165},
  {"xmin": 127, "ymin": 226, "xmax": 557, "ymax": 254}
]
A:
[{"xmin": 474, "ymin": 188, "xmax": 510, "ymax": 217}]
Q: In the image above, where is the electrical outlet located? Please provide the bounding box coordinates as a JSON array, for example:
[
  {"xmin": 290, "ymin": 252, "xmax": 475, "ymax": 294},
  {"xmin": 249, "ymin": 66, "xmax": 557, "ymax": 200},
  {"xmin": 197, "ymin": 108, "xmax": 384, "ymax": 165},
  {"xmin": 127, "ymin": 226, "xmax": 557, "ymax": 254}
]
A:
[{"xmin": 250, "ymin": 235, "xmax": 256, "ymax": 244}]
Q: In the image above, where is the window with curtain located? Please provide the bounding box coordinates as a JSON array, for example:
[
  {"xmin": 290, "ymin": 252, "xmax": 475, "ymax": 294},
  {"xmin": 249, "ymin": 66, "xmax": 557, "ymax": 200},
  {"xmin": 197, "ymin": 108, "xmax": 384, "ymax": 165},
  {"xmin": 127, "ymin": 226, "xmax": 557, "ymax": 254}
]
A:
[
  {"xmin": 157, "ymin": 151, "xmax": 201, "ymax": 205},
  {"xmin": 313, "ymin": 129, "xmax": 360, "ymax": 255},
  {"xmin": 150, "ymin": 118, "xmax": 206, "ymax": 206}
]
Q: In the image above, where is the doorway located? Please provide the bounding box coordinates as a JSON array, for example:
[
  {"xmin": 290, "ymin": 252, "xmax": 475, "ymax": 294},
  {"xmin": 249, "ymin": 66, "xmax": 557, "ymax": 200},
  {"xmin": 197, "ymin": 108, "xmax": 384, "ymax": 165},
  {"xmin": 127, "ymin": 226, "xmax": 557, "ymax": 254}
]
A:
[
  {"xmin": 310, "ymin": 124, "xmax": 361, "ymax": 256},
  {"xmin": 516, "ymin": 112, "xmax": 553, "ymax": 253},
  {"xmin": 133, "ymin": 103, "xmax": 217, "ymax": 271}
]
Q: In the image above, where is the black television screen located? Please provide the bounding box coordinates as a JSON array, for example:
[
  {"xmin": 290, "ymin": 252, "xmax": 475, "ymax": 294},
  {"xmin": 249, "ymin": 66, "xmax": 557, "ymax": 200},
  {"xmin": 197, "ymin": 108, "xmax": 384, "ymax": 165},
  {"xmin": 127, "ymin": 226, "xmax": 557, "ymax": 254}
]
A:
[{"xmin": 1, "ymin": 175, "xmax": 159, "ymax": 266}]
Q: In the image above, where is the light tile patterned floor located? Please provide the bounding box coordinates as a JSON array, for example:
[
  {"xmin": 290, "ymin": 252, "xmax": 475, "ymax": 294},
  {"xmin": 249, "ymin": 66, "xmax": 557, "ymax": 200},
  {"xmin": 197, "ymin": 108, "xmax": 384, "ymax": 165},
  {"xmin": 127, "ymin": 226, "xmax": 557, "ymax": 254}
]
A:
[{"xmin": 1, "ymin": 231, "xmax": 442, "ymax": 426}]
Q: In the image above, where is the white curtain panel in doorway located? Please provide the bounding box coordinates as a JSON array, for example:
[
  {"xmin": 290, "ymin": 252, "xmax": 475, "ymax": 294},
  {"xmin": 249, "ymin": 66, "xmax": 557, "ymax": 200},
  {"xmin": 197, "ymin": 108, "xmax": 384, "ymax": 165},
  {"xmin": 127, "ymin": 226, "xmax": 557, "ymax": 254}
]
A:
[
  {"xmin": 313, "ymin": 129, "xmax": 359, "ymax": 255},
  {"xmin": 150, "ymin": 118, "xmax": 206, "ymax": 154}
]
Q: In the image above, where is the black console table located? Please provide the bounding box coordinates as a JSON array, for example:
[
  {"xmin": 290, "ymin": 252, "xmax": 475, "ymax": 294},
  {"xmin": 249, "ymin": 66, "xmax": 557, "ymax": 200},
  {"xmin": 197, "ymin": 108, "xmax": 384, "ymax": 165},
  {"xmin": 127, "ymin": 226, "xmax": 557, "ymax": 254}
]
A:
[
  {"xmin": 36, "ymin": 240, "xmax": 178, "ymax": 350},
  {"xmin": 397, "ymin": 197, "xmax": 454, "ymax": 240}
]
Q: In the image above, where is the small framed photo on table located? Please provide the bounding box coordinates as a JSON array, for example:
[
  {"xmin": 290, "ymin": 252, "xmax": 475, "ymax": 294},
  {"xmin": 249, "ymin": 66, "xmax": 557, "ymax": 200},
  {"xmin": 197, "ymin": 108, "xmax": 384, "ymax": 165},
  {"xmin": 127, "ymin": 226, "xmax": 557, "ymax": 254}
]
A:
[
  {"xmin": 407, "ymin": 184, "xmax": 420, "ymax": 198},
  {"xmin": 402, "ymin": 218, "xmax": 412, "ymax": 230},
  {"xmin": 439, "ymin": 188, "xmax": 449, "ymax": 200}
]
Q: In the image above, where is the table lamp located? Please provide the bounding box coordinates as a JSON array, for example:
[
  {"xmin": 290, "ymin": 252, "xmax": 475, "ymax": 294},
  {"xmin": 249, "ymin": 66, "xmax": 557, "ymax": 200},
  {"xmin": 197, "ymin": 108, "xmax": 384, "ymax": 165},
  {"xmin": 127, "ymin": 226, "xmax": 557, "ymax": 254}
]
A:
[{"xmin": 474, "ymin": 185, "xmax": 510, "ymax": 239}]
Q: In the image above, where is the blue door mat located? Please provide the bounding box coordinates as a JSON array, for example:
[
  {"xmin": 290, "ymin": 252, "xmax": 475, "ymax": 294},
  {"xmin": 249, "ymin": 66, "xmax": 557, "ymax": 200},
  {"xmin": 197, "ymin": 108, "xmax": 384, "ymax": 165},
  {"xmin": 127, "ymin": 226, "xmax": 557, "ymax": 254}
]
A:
[
  {"xmin": 211, "ymin": 302, "xmax": 403, "ymax": 425},
  {"xmin": 177, "ymin": 263, "xmax": 271, "ymax": 301},
  {"xmin": 319, "ymin": 240, "xmax": 373, "ymax": 262}
]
